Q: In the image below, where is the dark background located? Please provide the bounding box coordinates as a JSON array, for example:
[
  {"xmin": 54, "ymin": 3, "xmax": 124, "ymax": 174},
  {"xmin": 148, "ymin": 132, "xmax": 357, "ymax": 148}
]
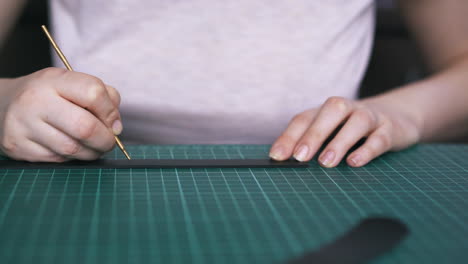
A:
[{"xmin": 5, "ymin": 1, "xmax": 462, "ymax": 142}]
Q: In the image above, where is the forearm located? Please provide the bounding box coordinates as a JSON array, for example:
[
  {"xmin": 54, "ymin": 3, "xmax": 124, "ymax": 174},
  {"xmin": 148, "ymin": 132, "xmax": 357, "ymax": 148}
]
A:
[
  {"xmin": 0, "ymin": 0, "xmax": 27, "ymax": 50},
  {"xmin": 365, "ymin": 55, "xmax": 468, "ymax": 142}
]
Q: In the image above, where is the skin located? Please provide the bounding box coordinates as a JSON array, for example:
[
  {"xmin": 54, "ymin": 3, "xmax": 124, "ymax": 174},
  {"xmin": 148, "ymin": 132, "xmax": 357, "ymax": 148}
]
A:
[
  {"xmin": 269, "ymin": 0, "xmax": 468, "ymax": 167},
  {"xmin": 1, "ymin": 0, "xmax": 468, "ymax": 163},
  {"xmin": 0, "ymin": 0, "xmax": 26, "ymax": 51},
  {"xmin": 0, "ymin": 68, "xmax": 122, "ymax": 161}
]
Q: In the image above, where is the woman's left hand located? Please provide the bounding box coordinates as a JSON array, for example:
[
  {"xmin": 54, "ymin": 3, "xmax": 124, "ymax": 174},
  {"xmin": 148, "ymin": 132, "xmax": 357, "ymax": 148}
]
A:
[{"xmin": 269, "ymin": 96, "xmax": 422, "ymax": 167}]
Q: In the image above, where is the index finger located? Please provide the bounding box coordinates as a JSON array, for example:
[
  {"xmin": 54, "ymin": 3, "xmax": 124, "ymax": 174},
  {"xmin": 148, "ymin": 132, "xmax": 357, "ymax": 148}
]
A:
[
  {"xmin": 270, "ymin": 109, "xmax": 316, "ymax": 161},
  {"xmin": 293, "ymin": 97, "xmax": 354, "ymax": 162},
  {"xmin": 54, "ymin": 71, "xmax": 123, "ymax": 135},
  {"xmin": 42, "ymin": 96, "xmax": 116, "ymax": 153}
]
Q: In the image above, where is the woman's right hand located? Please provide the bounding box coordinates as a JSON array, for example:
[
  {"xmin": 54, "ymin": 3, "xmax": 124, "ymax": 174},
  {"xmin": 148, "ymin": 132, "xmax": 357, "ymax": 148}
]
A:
[{"xmin": 0, "ymin": 67, "xmax": 122, "ymax": 162}]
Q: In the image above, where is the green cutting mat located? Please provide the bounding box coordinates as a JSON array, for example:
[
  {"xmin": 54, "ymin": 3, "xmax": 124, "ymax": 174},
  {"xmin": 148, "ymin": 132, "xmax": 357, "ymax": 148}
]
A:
[{"xmin": 0, "ymin": 144, "xmax": 467, "ymax": 263}]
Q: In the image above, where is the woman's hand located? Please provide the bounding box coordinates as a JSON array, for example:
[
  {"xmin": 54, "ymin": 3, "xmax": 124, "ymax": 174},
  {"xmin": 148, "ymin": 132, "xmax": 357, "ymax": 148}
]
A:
[
  {"xmin": 0, "ymin": 67, "xmax": 122, "ymax": 162},
  {"xmin": 270, "ymin": 96, "xmax": 422, "ymax": 167}
]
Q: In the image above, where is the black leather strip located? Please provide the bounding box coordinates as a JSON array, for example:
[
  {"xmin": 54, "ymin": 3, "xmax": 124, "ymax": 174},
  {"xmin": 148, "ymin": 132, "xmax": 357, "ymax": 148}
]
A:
[
  {"xmin": 0, "ymin": 159, "xmax": 308, "ymax": 169},
  {"xmin": 287, "ymin": 217, "xmax": 409, "ymax": 264}
]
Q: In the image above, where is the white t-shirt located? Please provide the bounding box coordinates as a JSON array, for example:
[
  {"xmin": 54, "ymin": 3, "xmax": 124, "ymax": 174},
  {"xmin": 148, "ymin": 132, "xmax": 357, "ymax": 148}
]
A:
[{"xmin": 50, "ymin": 0, "xmax": 375, "ymax": 144}]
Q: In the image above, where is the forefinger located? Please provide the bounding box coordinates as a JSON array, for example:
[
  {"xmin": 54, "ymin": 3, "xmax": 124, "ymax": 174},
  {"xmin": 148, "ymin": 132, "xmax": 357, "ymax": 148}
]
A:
[
  {"xmin": 293, "ymin": 97, "xmax": 354, "ymax": 162},
  {"xmin": 54, "ymin": 71, "xmax": 123, "ymax": 135},
  {"xmin": 42, "ymin": 96, "xmax": 116, "ymax": 153}
]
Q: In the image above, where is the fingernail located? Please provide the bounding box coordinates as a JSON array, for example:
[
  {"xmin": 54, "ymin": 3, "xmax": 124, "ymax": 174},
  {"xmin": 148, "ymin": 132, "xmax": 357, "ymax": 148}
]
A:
[
  {"xmin": 319, "ymin": 150, "xmax": 335, "ymax": 167},
  {"xmin": 293, "ymin": 145, "xmax": 309, "ymax": 162},
  {"xmin": 269, "ymin": 145, "xmax": 285, "ymax": 160},
  {"xmin": 349, "ymin": 155, "xmax": 361, "ymax": 167},
  {"xmin": 112, "ymin": 119, "xmax": 123, "ymax": 135}
]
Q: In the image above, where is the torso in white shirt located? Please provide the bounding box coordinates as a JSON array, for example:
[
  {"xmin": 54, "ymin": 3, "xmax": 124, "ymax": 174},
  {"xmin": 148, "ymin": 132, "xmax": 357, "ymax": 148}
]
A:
[{"xmin": 50, "ymin": 0, "xmax": 375, "ymax": 144}]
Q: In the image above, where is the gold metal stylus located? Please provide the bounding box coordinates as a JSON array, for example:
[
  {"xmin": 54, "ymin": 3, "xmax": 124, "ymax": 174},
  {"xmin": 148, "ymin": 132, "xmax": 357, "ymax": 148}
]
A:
[{"xmin": 41, "ymin": 25, "xmax": 131, "ymax": 160}]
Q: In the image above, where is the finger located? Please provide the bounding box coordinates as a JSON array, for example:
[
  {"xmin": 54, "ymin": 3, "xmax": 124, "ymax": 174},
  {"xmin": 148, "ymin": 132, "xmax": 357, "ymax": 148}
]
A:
[
  {"xmin": 41, "ymin": 97, "xmax": 116, "ymax": 153},
  {"xmin": 293, "ymin": 97, "xmax": 354, "ymax": 162},
  {"xmin": 54, "ymin": 71, "xmax": 122, "ymax": 135},
  {"xmin": 269, "ymin": 109, "xmax": 317, "ymax": 160},
  {"xmin": 7, "ymin": 139, "xmax": 67, "ymax": 163},
  {"xmin": 318, "ymin": 108, "xmax": 378, "ymax": 167},
  {"xmin": 0, "ymin": 116, "xmax": 63, "ymax": 162},
  {"xmin": 28, "ymin": 122, "xmax": 103, "ymax": 160},
  {"xmin": 346, "ymin": 125, "xmax": 393, "ymax": 167},
  {"xmin": 105, "ymin": 85, "xmax": 121, "ymax": 107}
]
